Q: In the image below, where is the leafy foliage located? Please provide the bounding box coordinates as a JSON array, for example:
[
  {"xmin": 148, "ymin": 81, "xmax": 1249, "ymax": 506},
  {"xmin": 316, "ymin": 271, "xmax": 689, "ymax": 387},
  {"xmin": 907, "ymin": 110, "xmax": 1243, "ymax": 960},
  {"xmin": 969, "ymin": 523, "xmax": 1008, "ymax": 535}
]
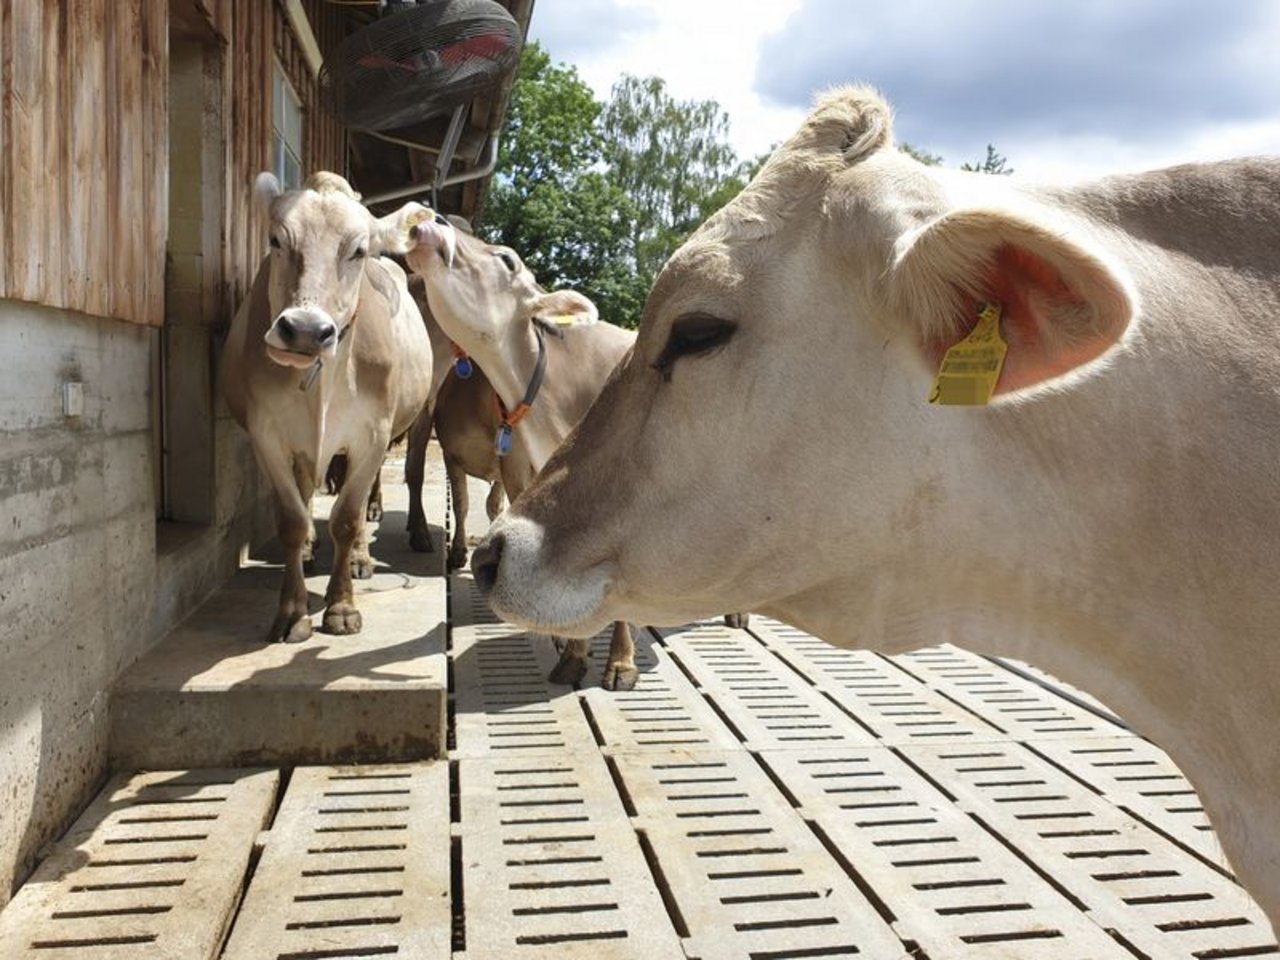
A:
[
  {"xmin": 961, "ymin": 144, "xmax": 1014, "ymax": 175},
  {"xmin": 482, "ymin": 43, "xmax": 761, "ymax": 327}
]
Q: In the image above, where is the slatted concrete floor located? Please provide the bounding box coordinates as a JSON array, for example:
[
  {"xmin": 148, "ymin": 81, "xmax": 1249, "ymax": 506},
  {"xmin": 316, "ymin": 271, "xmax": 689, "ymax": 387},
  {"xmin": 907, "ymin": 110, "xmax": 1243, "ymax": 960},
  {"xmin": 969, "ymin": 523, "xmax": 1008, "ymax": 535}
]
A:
[{"xmin": 2, "ymin": 470, "xmax": 1276, "ymax": 959}]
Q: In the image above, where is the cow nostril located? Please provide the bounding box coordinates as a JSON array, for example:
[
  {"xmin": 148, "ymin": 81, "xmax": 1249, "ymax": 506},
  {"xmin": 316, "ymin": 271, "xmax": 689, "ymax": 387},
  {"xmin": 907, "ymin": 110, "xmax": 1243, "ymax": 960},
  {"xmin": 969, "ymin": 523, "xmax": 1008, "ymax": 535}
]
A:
[
  {"xmin": 434, "ymin": 213, "xmax": 449, "ymax": 226},
  {"xmin": 471, "ymin": 534, "xmax": 505, "ymax": 596},
  {"xmin": 317, "ymin": 321, "xmax": 337, "ymax": 347},
  {"xmin": 409, "ymin": 224, "xmax": 420, "ymax": 241},
  {"xmin": 276, "ymin": 315, "xmax": 297, "ymax": 342}
]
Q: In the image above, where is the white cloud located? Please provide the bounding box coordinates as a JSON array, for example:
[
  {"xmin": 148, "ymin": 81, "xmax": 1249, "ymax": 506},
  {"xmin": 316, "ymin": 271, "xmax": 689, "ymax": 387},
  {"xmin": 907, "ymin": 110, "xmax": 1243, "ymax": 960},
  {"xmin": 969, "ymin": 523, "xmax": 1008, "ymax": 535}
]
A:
[
  {"xmin": 531, "ymin": 0, "xmax": 808, "ymax": 162},
  {"xmin": 529, "ymin": 0, "xmax": 1280, "ymax": 180}
]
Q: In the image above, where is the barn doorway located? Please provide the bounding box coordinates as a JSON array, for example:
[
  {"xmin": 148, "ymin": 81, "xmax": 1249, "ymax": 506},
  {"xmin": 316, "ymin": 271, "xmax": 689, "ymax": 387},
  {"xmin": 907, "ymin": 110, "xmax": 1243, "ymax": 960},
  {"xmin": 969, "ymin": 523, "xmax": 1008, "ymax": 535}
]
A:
[{"xmin": 154, "ymin": 5, "xmax": 223, "ymax": 531}]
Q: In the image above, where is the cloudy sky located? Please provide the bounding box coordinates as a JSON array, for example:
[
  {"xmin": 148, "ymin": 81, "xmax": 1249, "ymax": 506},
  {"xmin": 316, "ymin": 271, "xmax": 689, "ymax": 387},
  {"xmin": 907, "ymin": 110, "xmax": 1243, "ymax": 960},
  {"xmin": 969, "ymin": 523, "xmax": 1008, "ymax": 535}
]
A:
[{"xmin": 529, "ymin": 0, "xmax": 1280, "ymax": 181}]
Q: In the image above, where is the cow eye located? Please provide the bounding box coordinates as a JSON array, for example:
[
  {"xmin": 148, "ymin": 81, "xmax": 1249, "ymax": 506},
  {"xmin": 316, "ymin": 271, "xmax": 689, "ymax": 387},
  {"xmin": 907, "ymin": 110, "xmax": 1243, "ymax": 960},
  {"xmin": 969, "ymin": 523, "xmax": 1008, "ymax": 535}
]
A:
[
  {"xmin": 350, "ymin": 245, "xmax": 367, "ymax": 261},
  {"xmin": 269, "ymin": 235, "xmax": 281, "ymax": 249},
  {"xmin": 495, "ymin": 250, "xmax": 517, "ymax": 272},
  {"xmin": 654, "ymin": 314, "xmax": 736, "ymax": 381}
]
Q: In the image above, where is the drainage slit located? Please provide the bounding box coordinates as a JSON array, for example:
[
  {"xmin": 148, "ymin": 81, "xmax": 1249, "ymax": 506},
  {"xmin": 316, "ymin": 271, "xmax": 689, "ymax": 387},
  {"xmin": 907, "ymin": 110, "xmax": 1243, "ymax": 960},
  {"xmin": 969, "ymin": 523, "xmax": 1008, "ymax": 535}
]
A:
[
  {"xmin": 511, "ymin": 902, "xmax": 619, "ymax": 916},
  {"xmin": 31, "ymin": 935, "xmax": 159, "ymax": 949},
  {"xmin": 51, "ymin": 905, "xmax": 173, "ymax": 919},
  {"xmin": 293, "ymin": 889, "xmax": 403, "ymax": 902},
  {"xmin": 276, "ymin": 948, "xmax": 399, "ymax": 960},
  {"xmin": 284, "ymin": 915, "xmax": 401, "ymax": 931},
  {"xmin": 515, "ymin": 930, "xmax": 628, "ymax": 946}
]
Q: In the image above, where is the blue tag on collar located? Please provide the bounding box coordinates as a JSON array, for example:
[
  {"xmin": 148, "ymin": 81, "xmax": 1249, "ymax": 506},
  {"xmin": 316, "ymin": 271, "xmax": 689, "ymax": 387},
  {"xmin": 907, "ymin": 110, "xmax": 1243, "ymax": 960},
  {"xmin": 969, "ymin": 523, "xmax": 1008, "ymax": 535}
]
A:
[
  {"xmin": 454, "ymin": 356, "xmax": 473, "ymax": 380},
  {"xmin": 495, "ymin": 424, "xmax": 513, "ymax": 457}
]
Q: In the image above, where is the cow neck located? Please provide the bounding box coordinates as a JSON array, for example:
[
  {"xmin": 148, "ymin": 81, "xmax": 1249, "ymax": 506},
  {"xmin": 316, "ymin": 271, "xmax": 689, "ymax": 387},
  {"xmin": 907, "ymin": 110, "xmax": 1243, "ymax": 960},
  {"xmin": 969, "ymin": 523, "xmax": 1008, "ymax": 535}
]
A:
[
  {"xmin": 490, "ymin": 318, "xmax": 564, "ymax": 458},
  {"xmin": 299, "ymin": 312, "xmax": 356, "ymax": 393}
]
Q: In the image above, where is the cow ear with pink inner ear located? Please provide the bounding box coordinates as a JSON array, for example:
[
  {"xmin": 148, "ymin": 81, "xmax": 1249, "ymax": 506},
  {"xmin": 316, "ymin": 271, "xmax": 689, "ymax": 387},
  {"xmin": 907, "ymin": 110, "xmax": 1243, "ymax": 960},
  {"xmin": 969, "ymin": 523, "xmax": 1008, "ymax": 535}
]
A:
[
  {"xmin": 892, "ymin": 209, "xmax": 1136, "ymax": 400},
  {"xmin": 371, "ymin": 202, "xmax": 432, "ymax": 257}
]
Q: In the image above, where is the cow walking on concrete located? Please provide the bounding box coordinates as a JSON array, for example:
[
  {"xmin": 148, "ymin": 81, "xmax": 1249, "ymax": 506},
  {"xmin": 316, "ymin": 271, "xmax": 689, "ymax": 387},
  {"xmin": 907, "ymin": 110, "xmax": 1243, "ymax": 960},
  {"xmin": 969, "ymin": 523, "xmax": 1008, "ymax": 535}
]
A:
[
  {"xmin": 403, "ymin": 281, "xmax": 506, "ymax": 567},
  {"xmin": 469, "ymin": 88, "xmax": 1280, "ymax": 931},
  {"xmin": 393, "ymin": 215, "xmax": 641, "ymax": 689},
  {"xmin": 222, "ymin": 171, "xmax": 432, "ymax": 643}
]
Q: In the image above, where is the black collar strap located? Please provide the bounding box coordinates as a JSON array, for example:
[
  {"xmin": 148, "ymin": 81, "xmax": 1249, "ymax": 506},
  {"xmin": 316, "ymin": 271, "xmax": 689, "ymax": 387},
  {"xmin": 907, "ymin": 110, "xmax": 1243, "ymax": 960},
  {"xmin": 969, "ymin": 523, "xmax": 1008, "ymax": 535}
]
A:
[{"xmin": 494, "ymin": 321, "xmax": 550, "ymax": 455}]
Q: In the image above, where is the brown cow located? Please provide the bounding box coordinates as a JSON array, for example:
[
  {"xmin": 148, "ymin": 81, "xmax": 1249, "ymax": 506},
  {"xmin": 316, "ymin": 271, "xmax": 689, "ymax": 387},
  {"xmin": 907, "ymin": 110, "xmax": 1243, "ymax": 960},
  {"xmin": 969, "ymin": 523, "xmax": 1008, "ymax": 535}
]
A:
[
  {"xmin": 470, "ymin": 88, "xmax": 1280, "ymax": 931},
  {"xmin": 222, "ymin": 172, "xmax": 432, "ymax": 642}
]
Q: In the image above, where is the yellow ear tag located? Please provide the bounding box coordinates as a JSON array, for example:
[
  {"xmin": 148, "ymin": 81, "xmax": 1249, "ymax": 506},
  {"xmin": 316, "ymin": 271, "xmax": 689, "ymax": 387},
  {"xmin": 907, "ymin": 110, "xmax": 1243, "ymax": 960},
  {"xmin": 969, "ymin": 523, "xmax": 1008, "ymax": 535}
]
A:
[
  {"xmin": 548, "ymin": 314, "xmax": 578, "ymax": 327},
  {"xmin": 405, "ymin": 208, "xmax": 432, "ymax": 238},
  {"xmin": 928, "ymin": 302, "xmax": 1007, "ymax": 406}
]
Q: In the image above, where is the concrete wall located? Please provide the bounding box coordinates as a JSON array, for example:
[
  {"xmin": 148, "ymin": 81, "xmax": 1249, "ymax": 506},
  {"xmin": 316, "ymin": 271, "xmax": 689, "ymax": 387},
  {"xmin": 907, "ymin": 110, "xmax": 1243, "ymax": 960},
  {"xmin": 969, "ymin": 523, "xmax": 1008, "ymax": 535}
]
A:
[{"xmin": 0, "ymin": 300, "xmax": 270, "ymax": 903}]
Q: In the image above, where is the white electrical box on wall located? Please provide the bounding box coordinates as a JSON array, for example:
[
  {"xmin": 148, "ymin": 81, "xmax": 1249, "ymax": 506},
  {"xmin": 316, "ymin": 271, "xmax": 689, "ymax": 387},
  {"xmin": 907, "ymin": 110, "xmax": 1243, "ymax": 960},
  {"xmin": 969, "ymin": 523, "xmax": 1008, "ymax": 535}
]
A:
[{"xmin": 62, "ymin": 381, "xmax": 84, "ymax": 418}]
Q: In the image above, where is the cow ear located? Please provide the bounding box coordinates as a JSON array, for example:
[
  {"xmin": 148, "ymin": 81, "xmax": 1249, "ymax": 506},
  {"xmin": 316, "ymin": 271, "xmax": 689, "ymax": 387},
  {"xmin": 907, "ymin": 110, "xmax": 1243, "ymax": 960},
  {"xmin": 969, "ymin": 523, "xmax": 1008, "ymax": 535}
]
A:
[
  {"xmin": 535, "ymin": 289, "xmax": 598, "ymax": 326},
  {"xmin": 891, "ymin": 209, "xmax": 1135, "ymax": 397},
  {"xmin": 372, "ymin": 201, "xmax": 432, "ymax": 256},
  {"xmin": 254, "ymin": 172, "xmax": 281, "ymax": 218}
]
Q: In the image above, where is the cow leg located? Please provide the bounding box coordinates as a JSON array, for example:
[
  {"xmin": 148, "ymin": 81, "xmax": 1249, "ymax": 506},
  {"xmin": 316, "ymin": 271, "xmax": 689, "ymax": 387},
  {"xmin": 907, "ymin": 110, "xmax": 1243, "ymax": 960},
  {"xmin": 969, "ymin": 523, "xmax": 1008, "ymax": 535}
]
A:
[
  {"xmin": 724, "ymin": 612, "xmax": 751, "ymax": 629},
  {"xmin": 484, "ymin": 480, "xmax": 505, "ymax": 521},
  {"xmin": 322, "ymin": 450, "xmax": 383, "ymax": 635},
  {"xmin": 406, "ymin": 405, "xmax": 434, "ymax": 553},
  {"xmin": 548, "ymin": 636, "xmax": 591, "ymax": 686},
  {"xmin": 366, "ymin": 470, "xmax": 383, "ymax": 523},
  {"xmin": 293, "ymin": 459, "xmax": 319, "ymax": 575},
  {"xmin": 447, "ymin": 456, "xmax": 470, "ymax": 572},
  {"xmin": 255, "ymin": 445, "xmax": 314, "ymax": 644},
  {"xmin": 602, "ymin": 621, "xmax": 638, "ymax": 691}
]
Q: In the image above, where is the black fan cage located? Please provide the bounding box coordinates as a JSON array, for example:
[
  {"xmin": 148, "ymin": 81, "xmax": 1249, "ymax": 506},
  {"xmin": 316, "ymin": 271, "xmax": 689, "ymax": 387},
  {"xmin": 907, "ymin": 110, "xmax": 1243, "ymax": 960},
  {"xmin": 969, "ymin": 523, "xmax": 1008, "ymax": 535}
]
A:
[{"xmin": 320, "ymin": 0, "xmax": 522, "ymax": 131}]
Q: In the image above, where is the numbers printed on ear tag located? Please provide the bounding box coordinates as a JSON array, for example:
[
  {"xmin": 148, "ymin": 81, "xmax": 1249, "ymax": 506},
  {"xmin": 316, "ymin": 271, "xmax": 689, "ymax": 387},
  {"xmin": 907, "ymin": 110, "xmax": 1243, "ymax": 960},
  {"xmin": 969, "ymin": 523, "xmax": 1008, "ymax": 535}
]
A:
[
  {"xmin": 454, "ymin": 357, "xmax": 473, "ymax": 380},
  {"xmin": 495, "ymin": 424, "xmax": 513, "ymax": 457},
  {"xmin": 928, "ymin": 302, "xmax": 1008, "ymax": 406}
]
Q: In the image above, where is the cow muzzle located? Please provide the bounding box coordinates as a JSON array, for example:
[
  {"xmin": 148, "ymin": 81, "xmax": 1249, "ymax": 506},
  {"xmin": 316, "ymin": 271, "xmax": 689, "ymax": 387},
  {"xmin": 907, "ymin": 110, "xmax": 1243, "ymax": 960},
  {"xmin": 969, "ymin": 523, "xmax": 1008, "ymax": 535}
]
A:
[
  {"xmin": 264, "ymin": 307, "xmax": 339, "ymax": 368},
  {"xmin": 407, "ymin": 214, "xmax": 456, "ymax": 269},
  {"xmin": 471, "ymin": 515, "xmax": 613, "ymax": 638}
]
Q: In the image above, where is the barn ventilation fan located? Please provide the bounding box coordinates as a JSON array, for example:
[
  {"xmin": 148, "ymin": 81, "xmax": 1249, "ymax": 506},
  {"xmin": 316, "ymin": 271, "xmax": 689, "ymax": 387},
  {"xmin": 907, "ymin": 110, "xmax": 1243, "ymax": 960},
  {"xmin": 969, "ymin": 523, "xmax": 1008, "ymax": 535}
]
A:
[{"xmin": 320, "ymin": 0, "xmax": 522, "ymax": 131}]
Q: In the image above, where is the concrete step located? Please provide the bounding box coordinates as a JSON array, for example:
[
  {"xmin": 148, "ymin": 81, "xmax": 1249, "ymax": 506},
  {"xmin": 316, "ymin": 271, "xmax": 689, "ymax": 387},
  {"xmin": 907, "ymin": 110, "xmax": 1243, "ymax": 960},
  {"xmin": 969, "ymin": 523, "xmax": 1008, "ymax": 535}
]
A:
[{"xmin": 110, "ymin": 455, "xmax": 450, "ymax": 768}]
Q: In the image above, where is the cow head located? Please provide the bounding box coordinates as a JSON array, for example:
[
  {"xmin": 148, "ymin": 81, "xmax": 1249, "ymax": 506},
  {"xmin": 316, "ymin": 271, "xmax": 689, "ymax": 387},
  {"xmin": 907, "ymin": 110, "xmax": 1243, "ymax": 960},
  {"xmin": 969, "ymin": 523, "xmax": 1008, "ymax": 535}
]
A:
[
  {"xmin": 470, "ymin": 86, "xmax": 1137, "ymax": 644},
  {"xmin": 387, "ymin": 210, "xmax": 597, "ymax": 398},
  {"xmin": 254, "ymin": 171, "xmax": 424, "ymax": 368}
]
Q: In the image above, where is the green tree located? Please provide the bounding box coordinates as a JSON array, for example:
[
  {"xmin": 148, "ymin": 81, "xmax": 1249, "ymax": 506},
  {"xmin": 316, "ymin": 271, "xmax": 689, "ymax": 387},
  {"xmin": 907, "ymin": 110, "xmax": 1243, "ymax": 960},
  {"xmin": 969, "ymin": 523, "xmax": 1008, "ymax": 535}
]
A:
[
  {"xmin": 962, "ymin": 144, "xmax": 1014, "ymax": 175},
  {"xmin": 482, "ymin": 45, "xmax": 642, "ymax": 323},
  {"xmin": 899, "ymin": 142, "xmax": 943, "ymax": 166},
  {"xmin": 482, "ymin": 44, "xmax": 763, "ymax": 327},
  {"xmin": 600, "ymin": 75, "xmax": 739, "ymax": 289}
]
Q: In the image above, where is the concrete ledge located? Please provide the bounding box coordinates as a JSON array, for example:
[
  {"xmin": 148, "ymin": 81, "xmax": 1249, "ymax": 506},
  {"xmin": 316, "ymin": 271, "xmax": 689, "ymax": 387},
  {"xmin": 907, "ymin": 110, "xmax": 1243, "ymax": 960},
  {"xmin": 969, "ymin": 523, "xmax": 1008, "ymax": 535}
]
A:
[{"xmin": 111, "ymin": 459, "xmax": 449, "ymax": 768}]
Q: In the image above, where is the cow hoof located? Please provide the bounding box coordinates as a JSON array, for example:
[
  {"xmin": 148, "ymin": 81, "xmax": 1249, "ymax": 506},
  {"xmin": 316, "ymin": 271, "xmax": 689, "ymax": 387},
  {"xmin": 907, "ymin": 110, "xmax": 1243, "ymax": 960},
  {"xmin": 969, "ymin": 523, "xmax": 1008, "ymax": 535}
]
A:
[
  {"xmin": 322, "ymin": 603, "xmax": 362, "ymax": 635},
  {"xmin": 447, "ymin": 544, "xmax": 468, "ymax": 572},
  {"xmin": 351, "ymin": 556, "xmax": 375, "ymax": 580},
  {"xmin": 366, "ymin": 503, "xmax": 383, "ymax": 524},
  {"xmin": 548, "ymin": 654, "xmax": 589, "ymax": 687},
  {"xmin": 603, "ymin": 663, "xmax": 639, "ymax": 692},
  {"xmin": 409, "ymin": 527, "xmax": 433, "ymax": 553},
  {"xmin": 724, "ymin": 612, "xmax": 750, "ymax": 629},
  {"xmin": 268, "ymin": 613, "xmax": 312, "ymax": 644}
]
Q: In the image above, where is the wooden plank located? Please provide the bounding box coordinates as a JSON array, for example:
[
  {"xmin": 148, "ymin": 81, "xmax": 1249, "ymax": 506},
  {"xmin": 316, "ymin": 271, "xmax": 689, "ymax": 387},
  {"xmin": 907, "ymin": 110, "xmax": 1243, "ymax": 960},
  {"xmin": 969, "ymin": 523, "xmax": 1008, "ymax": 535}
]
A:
[
  {"xmin": 4, "ymin": 0, "xmax": 45, "ymax": 303},
  {"xmin": 65, "ymin": 2, "xmax": 98, "ymax": 313},
  {"xmin": 113, "ymin": 0, "xmax": 144, "ymax": 325},
  {"xmin": 39, "ymin": 1, "xmax": 66, "ymax": 310},
  {"xmin": 0, "ymin": 0, "xmax": 7, "ymax": 295},
  {"xmin": 140, "ymin": 0, "xmax": 169, "ymax": 327}
]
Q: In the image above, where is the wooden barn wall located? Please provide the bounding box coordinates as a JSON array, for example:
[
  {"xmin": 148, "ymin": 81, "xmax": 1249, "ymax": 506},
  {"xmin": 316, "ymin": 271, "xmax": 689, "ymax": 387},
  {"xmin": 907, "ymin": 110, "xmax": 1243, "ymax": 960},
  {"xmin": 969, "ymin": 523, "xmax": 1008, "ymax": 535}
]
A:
[
  {"xmin": 0, "ymin": 1, "xmax": 169, "ymax": 328},
  {"xmin": 209, "ymin": 0, "xmax": 347, "ymax": 315},
  {"xmin": 0, "ymin": 0, "xmax": 348, "ymax": 328}
]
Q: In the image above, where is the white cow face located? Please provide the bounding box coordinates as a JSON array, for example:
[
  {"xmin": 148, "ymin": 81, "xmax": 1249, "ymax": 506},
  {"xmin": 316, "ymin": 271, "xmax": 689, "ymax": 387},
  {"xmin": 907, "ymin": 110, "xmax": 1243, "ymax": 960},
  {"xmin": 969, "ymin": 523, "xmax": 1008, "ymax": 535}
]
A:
[
  {"xmin": 472, "ymin": 87, "xmax": 1136, "ymax": 644},
  {"xmin": 396, "ymin": 208, "xmax": 596, "ymax": 355},
  {"xmin": 254, "ymin": 171, "xmax": 420, "ymax": 368}
]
